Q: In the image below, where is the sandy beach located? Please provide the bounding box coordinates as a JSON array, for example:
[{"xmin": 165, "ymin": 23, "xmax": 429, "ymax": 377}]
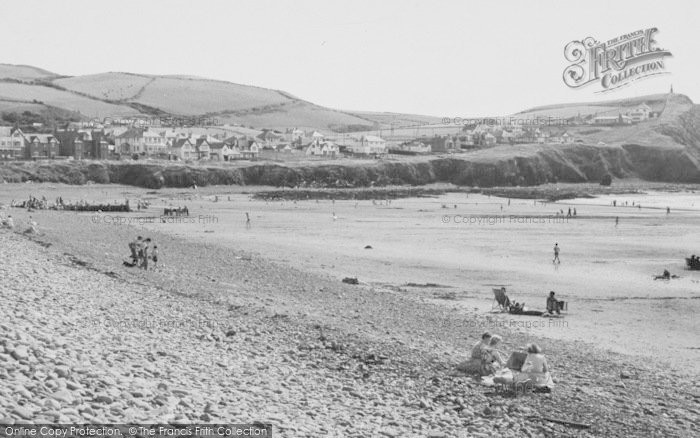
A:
[{"xmin": 1, "ymin": 182, "xmax": 699, "ymax": 437}]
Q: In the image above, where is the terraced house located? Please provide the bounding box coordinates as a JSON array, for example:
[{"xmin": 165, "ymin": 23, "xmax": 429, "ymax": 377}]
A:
[
  {"xmin": 0, "ymin": 127, "xmax": 25, "ymax": 160},
  {"xmin": 25, "ymin": 134, "xmax": 59, "ymax": 159}
]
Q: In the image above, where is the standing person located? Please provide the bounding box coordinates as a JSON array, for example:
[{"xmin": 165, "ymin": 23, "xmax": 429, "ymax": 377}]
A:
[
  {"xmin": 615, "ymin": 216, "xmax": 619, "ymax": 227},
  {"xmin": 151, "ymin": 245, "xmax": 159, "ymax": 271},
  {"xmin": 245, "ymin": 212, "xmax": 251, "ymax": 228},
  {"xmin": 667, "ymin": 206, "xmax": 670, "ymax": 214},
  {"xmin": 141, "ymin": 238, "xmax": 151, "ymax": 270},
  {"xmin": 553, "ymin": 243, "xmax": 561, "ymax": 264},
  {"xmin": 129, "ymin": 236, "xmax": 142, "ymax": 265}
]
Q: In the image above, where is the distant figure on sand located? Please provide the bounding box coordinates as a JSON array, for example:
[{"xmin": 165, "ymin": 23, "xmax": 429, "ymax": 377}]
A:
[
  {"xmin": 615, "ymin": 216, "xmax": 619, "ymax": 227},
  {"xmin": 332, "ymin": 212, "xmax": 338, "ymax": 221},
  {"xmin": 245, "ymin": 212, "xmax": 251, "ymax": 228},
  {"xmin": 128, "ymin": 236, "xmax": 143, "ymax": 264},
  {"xmin": 2, "ymin": 215, "xmax": 14, "ymax": 229},
  {"xmin": 140, "ymin": 238, "xmax": 152, "ymax": 270},
  {"xmin": 667, "ymin": 206, "xmax": 670, "ymax": 214},
  {"xmin": 151, "ymin": 245, "xmax": 159, "ymax": 270},
  {"xmin": 24, "ymin": 216, "xmax": 38, "ymax": 234},
  {"xmin": 553, "ymin": 243, "xmax": 560, "ymax": 264}
]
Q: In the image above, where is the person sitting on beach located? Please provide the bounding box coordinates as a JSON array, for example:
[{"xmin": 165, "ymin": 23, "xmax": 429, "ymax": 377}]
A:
[
  {"xmin": 546, "ymin": 291, "xmax": 560, "ymax": 315},
  {"xmin": 654, "ymin": 269, "xmax": 674, "ymax": 280},
  {"xmin": 24, "ymin": 216, "xmax": 38, "ymax": 234},
  {"xmin": 471, "ymin": 332, "xmax": 492, "ymax": 360},
  {"xmin": 480, "ymin": 335, "xmax": 506, "ymax": 376},
  {"xmin": 509, "ymin": 302, "xmax": 545, "ymax": 316},
  {"xmin": 2, "ymin": 214, "xmax": 13, "ymax": 230},
  {"xmin": 514, "ymin": 343, "xmax": 554, "ymax": 391},
  {"xmin": 509, "ymin": 302, "xmax": 525, "ymax": 314},
  {"xmin": 456, "ymin": 332, "xmax": 492, "ymax": 374}
]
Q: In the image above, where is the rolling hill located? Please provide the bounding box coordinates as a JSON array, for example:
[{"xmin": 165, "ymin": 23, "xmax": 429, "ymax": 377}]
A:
[{"xmin": 0, "ymin": 64, "xmax": 387, "ymax": 131}]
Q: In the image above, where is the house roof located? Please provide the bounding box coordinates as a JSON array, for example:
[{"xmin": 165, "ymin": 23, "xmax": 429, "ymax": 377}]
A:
[
  {"xmin": 172, "ymin": 138, "xmax": 193, "ymax": 148},
  {"xmin": 362, "ymin": 135, "xmax": 384, "ymax": 142},
  {"xmin": 116, "ymin": 127, "xmax": 144, "ymax": 139},
  {"xmin": 27, "ymin": 134, "xmax": 56, "ymax": 143},
  {"xmin": 257, "ymin": 130, "xmax": 283, "ymax": 140},
  {"xmin": 0, "ymin": 127, "xmax": 16, "ymax": 137}
]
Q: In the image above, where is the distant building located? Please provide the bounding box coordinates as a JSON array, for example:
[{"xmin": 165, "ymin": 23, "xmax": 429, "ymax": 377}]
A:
[
  {"xmin": 170, "ymin": 138, "xmax": 196, "ymax": 160},
  {"xmin": 345, "ymin": 135, "xmax": 387, "ymax": 156},
  {"xmin": 25, "ymin": 134, "xmax": 59, "ymax": 159},
  {"xmin": 256, "ymin": 130, "xmax": 284, "ymax": 149},
  {"xmin": 0, "ymin": 127, "xmax": 26, "ymax": 160},
  {"xmin": 143, "ymin": 130, "xmax": 168, "ymax": 156},
  {"xmin": 114, "ymin": 127, "xmax": 145, "ymax": 155},
  {"xmin": 422, "ymin": 135, "xmax": 456, "ymax": 153},
  {"xmin": 209, "ymin": 143, "xmax": 231, "ymax": 161},
  {"xmin": 389, "ymin": 141, "xmax": 431, "ymax": 154},
  {"xmin": 305, "ymin": 140, "xmax": 338, "ymax": 157},
  {"xmin": 628, "ymin": 104, "xmax": 651, "ymax": 123},
  {"xmin": 484, "ymin": 132, "xmax": 497, "ymax": 146},
  {"xmin": 593, "ymin": 114, "xmax": 632, "ymax": 125}
]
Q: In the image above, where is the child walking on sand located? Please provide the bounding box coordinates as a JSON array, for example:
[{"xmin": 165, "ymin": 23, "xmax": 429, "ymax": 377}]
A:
[{"xmin": 553, "ymin": 243, "xmax": 560, "ymax": 264}]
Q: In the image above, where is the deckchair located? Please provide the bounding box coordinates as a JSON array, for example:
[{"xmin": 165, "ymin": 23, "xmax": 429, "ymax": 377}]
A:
[{"xmin": 492, "ymin": 287, "xmax": 511, "ymax": 312}]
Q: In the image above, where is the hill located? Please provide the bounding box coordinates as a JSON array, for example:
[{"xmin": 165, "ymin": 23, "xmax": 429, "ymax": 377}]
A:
[
  {"xmin": 0, "ymin": 63, "xmax": 58, "ymax": 80},
  {"xmin": 0, "ymin": 66, "xmax": 395, "ymax": 131}
]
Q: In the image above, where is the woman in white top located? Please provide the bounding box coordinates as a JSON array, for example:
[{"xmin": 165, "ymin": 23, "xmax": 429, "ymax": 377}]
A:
[{"xmin": 515, "ymin": 343, "xmax": 554, "ymax": 389}]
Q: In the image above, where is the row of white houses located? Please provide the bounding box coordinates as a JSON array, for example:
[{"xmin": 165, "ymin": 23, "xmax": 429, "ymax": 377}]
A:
[{"xmin": 114, "ymin": 128, "xmax": 260, "ymax": 160}]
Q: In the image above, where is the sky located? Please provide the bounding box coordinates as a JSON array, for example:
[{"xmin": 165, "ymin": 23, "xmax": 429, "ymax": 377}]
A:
[{"xmin": 0, "ymin": 0, "xmax": 697, "ymax": 117}]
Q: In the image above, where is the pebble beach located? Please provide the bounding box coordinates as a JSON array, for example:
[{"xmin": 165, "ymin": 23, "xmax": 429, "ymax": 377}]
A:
[{"xmin": 0, "ymin": 183, "xmax": 698, "ymax": 437}]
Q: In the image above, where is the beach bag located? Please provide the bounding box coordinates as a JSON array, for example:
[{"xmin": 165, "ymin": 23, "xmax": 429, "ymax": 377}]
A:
[{"xmin": 493, "ymin": 368, "xmax": 513, "ymax": 385}]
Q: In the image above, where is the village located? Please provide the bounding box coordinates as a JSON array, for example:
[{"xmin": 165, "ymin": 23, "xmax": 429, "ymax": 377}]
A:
[{"xmin": 0, "ymin": 102, "xmax": 656, "ymax": 162}]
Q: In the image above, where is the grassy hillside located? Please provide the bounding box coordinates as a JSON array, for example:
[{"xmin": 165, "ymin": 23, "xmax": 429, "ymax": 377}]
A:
[
  {"xmin": 0, "ymin": 65, "xmax": 378, "ymax": 130},
  {"xmin": 54, "ymin": 72, "xmax": 153, "ymax": 101},
  {"xmin": 0, "ymin": 63, "xmax": 57, "ymax": 80},
  {"xmin": 515, "ymin": 94, "xmax": 683, "ymax": 119},
  {"xmin": 0, "ymin": 82, "xmax": 140, "ymax": 117}
]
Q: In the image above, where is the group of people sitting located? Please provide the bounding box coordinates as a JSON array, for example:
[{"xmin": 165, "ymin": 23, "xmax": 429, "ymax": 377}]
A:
[
  {"xmin": 11, "ymin": 196, "xmax": 130, "ymax": 212},
  {"xmin": 0, "ymin": 212, "xmax": 38, "ymax": 234},
  {"xmin": 163, "ymin": 206, "xmax": 189, "ymax": 216},
  {"xmin": 686, "ymin": 255, "xmax": 700, "ymax": 270},
  {"xmin": 460, "ymin": 332, "xmax": 554, "ymax": 392},
  {"xmin": 506, "ymin": 291, "xmax": 564, "ymax": 316},
  {"xmin": 126, "ymin": 236, "xmax": 159, "ymax": 270}
]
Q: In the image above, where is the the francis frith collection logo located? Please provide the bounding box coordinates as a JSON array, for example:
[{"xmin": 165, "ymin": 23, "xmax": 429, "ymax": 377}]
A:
[{"xmin": 563, "ymin": 28, "xmax": 672, "ymax": 92}]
